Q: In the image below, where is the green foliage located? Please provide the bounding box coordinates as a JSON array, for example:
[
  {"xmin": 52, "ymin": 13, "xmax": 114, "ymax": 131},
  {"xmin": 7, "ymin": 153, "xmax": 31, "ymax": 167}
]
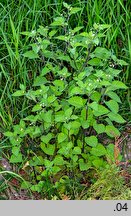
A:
[
  {"xmin": 82, "ymin": 165, "xmax": 131, "ymax": 200},
  {"xmin": 3, "ymin": 3, "xmax": 128, "ymax": 196}
]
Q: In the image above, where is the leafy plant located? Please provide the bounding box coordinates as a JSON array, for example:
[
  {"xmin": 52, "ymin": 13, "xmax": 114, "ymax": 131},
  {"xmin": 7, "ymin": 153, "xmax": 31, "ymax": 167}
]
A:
[{"xmin": 4, "ymin": 3, "xmax": 128, "ymax": 196}]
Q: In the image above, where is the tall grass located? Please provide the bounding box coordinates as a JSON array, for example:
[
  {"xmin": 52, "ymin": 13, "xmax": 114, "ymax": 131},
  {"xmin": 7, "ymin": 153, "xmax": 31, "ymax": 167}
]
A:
[{"xmin": 0, "ymin": 0, "xmax": 130, "ymax": 127}]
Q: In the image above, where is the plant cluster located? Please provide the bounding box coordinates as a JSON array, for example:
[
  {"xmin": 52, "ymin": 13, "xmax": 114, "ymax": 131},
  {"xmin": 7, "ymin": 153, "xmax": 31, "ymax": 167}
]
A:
[{"xmin": 4, "ymin": 3, "xmax": 128, "ymax": 196}]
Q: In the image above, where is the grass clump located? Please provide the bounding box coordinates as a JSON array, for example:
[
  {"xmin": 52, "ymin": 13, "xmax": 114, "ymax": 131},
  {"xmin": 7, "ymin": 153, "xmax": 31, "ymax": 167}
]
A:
[{"xmin": 81, "ymin": 165, "xmax": 131, "ymax": 200}]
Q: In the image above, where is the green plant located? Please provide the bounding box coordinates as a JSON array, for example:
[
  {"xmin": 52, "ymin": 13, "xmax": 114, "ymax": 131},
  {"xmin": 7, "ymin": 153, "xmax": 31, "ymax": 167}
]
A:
[
  {"xmin": 4, "ymin": 3, "xmax": 128, "ymax": 196},
  {"xmin": 0, "ymin": 0, "xmax": 130, "ymax": 131},
  {"xmin": 81, "ymin": 165, "xmax": 131, "ymax": 200}
]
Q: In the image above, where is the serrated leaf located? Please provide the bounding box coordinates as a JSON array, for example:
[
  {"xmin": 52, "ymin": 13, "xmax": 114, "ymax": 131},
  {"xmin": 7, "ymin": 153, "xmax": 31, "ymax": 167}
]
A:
[
  {"xmin": 69, "ymin": 7, "xmax": 81, "ymax": 15},
  {"xmin": 4, "ymin": 131, "xmax": 14, "ymax": 137},
  {"xmin": 54, "ymin": 155, "xmax": 64, "ymax": 165},
  {"xmin": 21, "ymin": 181, "xmax": 31, "ymax": 189},
  {"xmin": 10, "ymin": 153, "xmax": 23, "ymax": 163},
  {"xmin": 12, "ymin": 90, "xmax": 25, "ymax": 97},
  {"xmin": 68, "ymin": 96, "xmax": 84, "ymax": 108},
  {"xmin": 43, "ymin": 159, "xmax": 53, "ymax": 168},
  {"xmin": 69, "ymin": 87, "xmax": 82, "ymax": 96},
  {"xmin": 81, "ymin": 120, "xmax": 89, "ymax": 129},
  {"xmin": 93, "ymin": 47, "xmax": 111, "ymax": 59},
  {"xmin": 106, "ymin": 91, "xmax": 121, "ymax": 103},
  {"xmin": 89, "ymin": 102, "xmax": 98, "ymax": 111},
  {"xmin": 12, "ymin": 146, "xmax": 20, "ymax": 156},
  {"xmin": 112, "ymin": 81, "xmax": 128, "ymax": 89},
  {"xmin": 21, "ymin": 30, "xmax": 36, "ymax": 37},
  {"xmin": 100, "ymin": 80, "xmax": 111, "ymax": 86},
  {"xmin": 90, "ymin": 91, "xmax": 101, "ymax": 102},
  {"xmin": 64, "ymin": 107, "xmax": 72, "ymax": 119},
  {"xmin": 31, "ymin": 43, "xmax": 40, "ymax": 53},
  {"xmin": 71, "ymin": 26, "xmax": 83, "ymax": 34},
  {"xmin": 40, "ymin": 110, "xmax": 53, "ymax": 123},
  {"xmin": 70, "ymin": 115, "xmax": 78, "ymax": 120},
  {"xmin": 92, "ymin": 158, "xmax": 104, "ymax": 168},
  {"xmin": 58, "ymin": 142, "xmax": 73, "ymax": 156},
  {"xmin": 56, "ymin": 54, "xmax": 71, "ymax": 62},
  {"xmin": 52, "ymin": 166, "xmax": 61, "ymax": 175},
  {"xmin": 72, "ymin": 147, "xmax": 81, "ymax": 155},
  {"xmin": 24, "ymin": 115, "xmax": 38, "ymax": 122},
  {"xmin": 116, "ymin": 59, "xmax": 128, "ymax": 66},
  {"xmin": 40, "ymin": 143, "xmax": 55, "ymax": 156},
  {"xmin": 23, "ymin": 50, "xmax": 39, "ymax": 59},
  {"xmin": 90, "ymin": 144, "xmax": 106, "ymax": 156},
  {"xmin": 70, "ymin": 121, "xmax": 81, "ymax": 129},
  {"xmin": 49, "ymin": 30, "xmax": 57, "ymax": 38},
  {"xmin": 47, "ymin": 95, "xmax": 56, "ymax": 104},
  {"xmin": 58, "ymin": 133, "xmax": 67, "ymax": 143},
  {"xmin": 105, "ymin": 100, "xmax": 119, "ymax": 114},
  {"xmin": 106, "ymin": 67, "xmax": 121, "ymax": 76},
  {"xmin": 63, "ymin": 2, "xmax": 70, "ymax": 9},
  {"xmin": 85, "ymin": 136, "xmax": 98, "ymax": 147},
  {"xmin": 93, "ymin": 104, "xmax": 109, "ymax": 116},
  {"xmin": 72, "ymin": 155, "xmax": 78, "ymax": 163},
  {"xmin": 55, "ymin": 111, "xmax": 65, "ymax": 122},
  {"xmin": 108, "ymin": 112, "xmax": 126, "ymax": 123},
  {"xmin": 20, "ymin": 84, "xmax": 26, "ymax": 91},
  {"xmin": 106, "ymin": 81, "xmax": 128, "ymax": 91},
  {"xmin": 30, "ymin": 156, "xmax": 44, "ymax": 166},
  {"xmin": 51, "ymin": 17, "xmax": 66, "ymax": 26},
  {"xmin": 32, "ymin": 104, "xmax": 42, "ymax": 112},
  {"xmin": 88, "ymin": 58, "xmax": 102, "ymax": 66},
  {"xmin": 93, "ymin": 122, "xmax": 105, "ymax": 134},
  {"xmin": 55, "ymin": 35, "xmax": 69, "ymax": 42},
  {"xmin": 33, "ymin": 76, "xmax": 47, "ymax": 86},
  {"xmin": 53, "ymin": 79, "xmax": 64, "ymax": 88},
  {"xmin": 98, "ymin": 24, "xmax": 111, "ymax": 30},
  {"xmin": 105, "ymin": 125, "xmax": 120, "ymax": 138},
  {"xmin": 37, "ymin": 26, "xmax": 48, "ymax": 36},
  {"xmin": 41, "ymin": 66, "xmax": 50, "ymax": 75},
  {"xmin": 79, "ymin": 159, "xmax": 91, "ymax": 171},
  {"xmin": 41, "ymin": 133, "xmax": 53, "ymax": 144},
  {"xmin": 31, "ymin": 181, "xmax": 44, "ymax": 192}
]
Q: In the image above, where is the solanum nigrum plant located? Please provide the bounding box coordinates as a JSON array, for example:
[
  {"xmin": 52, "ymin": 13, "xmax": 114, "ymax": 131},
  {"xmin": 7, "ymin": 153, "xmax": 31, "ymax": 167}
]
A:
[{"xmin": 4, "ymin": 2, "xmax": 128, "ymax": 194}]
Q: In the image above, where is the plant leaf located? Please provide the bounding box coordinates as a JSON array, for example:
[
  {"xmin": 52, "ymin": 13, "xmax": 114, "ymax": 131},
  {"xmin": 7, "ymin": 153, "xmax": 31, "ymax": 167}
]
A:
[
  {"xmin": 92, "ymin": 158, "xmax": 104, "ymax": 168},
  {"xmin": 69, "ymin": 7, "xmax": 81, "ymax": 15},
  {"xmin": 85, "ymin": 136, "xmax": 98, "ymax": 147},
  {"xmin": 40, "ymin": 133, "xmax": 53, "ymax": 144},
  {"xmin": 58, "ymin": 133, "xmax": 68, "ymax": 143},
  {"xmin": 54, "ymin": 155, "xmax": 65, "ymax": 165},
  {"xmin": 90, "ymin": 144, "xmax": 106, "ymax": 156},
  {"xmin": 105, "ymin": 125, "xmax": 120, "ymax": 138},
  {"xmin": 105, "ymin": 100, "xmax": 119, "ymax": 114},
  {"xmin": 79, "ymin": 159, "xmax": 91, "ymax": 171},
  {"xmin": 12, "ymin": 90, "xmax": 25, "ymax": 97},
  {"xmin": 93, "ymin": 104, "xmax": 110, "ymax": 116},
  {"xmin": 88, "ymin": 58, "xmax": 102, "ymax": 66},
  {"xmin": 106, "ymin": 91, "xmax": 122, "ymax": 103},
  {"xmin": 108, "ymin": 112, "xmax": 126, "ymax": 123},
  {"xmin": 106, "ymin": 81, "xmax": 128, "ymax": 91},
  {"xmin": 10, "ymin": 154, "xmax": 23, "ymax": 163},
  {"xmin": 93, "ymin": 122, "xmax": 105, "ymax": 134},
  {"xmin": 23, "ymin": 50, "xmax": 39, "ymax": 59},
  {"xmin": 68, "ymin": 96, "xmax": 84, "ymax": 108},
  {"xmin": 41, "ymin": 143, "xmax": 55, "ymax": 156},
  {"xmin": 93, "ymin": 47, "xmax": 111, "ymax": 59},
  {"xmin": 72, "ymin": 147, "xmax": 81, "ymax": 155}
]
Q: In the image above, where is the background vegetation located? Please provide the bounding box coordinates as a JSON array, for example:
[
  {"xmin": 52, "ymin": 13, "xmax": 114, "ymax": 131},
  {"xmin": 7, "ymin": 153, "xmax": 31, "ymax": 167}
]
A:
[{"xmin": 0, "ymin": 0, "xmax": 130, "ymax": 200}]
